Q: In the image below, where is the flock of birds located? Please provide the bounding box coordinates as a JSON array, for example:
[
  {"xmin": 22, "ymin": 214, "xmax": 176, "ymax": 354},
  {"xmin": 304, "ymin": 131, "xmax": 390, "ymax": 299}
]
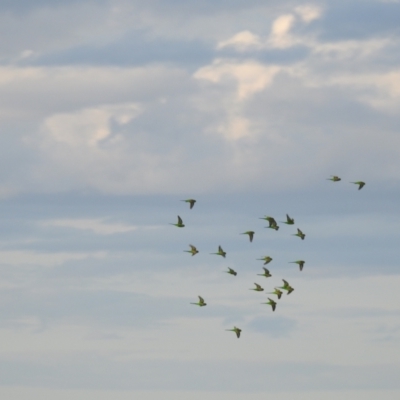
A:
[{"xmin": 170, "ymin": 176, "xmax": 365, "ymax": 338}]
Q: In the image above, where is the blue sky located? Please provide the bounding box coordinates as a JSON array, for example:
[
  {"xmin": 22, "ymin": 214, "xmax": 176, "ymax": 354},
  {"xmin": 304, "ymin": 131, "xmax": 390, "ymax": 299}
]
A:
[{"xmin": 0, "ymin": 1, "xmax": 400, "ymax": 399}]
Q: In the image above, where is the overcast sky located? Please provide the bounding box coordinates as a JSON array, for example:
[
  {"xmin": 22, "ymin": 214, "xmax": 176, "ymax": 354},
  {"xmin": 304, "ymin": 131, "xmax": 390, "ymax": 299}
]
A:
[{"xmin": 0, "ymin": 1, "xmax": 400, "ymax": 399}]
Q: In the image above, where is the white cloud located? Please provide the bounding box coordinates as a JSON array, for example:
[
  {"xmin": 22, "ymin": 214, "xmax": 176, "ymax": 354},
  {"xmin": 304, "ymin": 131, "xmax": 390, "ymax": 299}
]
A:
[
  {"xmin": 269, "ymin": 14, "xmax": 296, "ymax": 48},
  {"xmin": 294, "ymin": 4, "xmax": 322, "ymax": 23},
  {"xmin": 216, "ymin": 30, "xmax": 263, "ymax": 51}
]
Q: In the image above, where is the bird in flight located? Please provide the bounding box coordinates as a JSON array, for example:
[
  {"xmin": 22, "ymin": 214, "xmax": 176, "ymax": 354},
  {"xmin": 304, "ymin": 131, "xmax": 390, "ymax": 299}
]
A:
[
  {"xmin": 225, "ymin": 267, "xmax": 237, "ymax": 276},
  {"xmin": 279, "ymin": 279, "xmax": 294, "ymax": 295},
  {"xmin": 170, "ymin": 215, "xmax": 185, "ymax": 228},
  {"xmin": 226, "ymin": 326, "xmax": 241, "ymax": 338},
  {"xmin": 191, "ymin": 296, "xmax": 207, "ymax": 307},
  {"xmin": 327, "ymin": 176, "xmax": 341, "ymax": 182},
  {"xmin": 268, "ymin": 288, "xmax": 283, "ymax": 299},
  {"xmin": 241, "ymin": 231, "xmax": 255, "ymax": 242},
  {"xmin": 351, "ymin": 181, "xmax": 365, "ymax": 190},
  {"xmin": 290, "ymin": 260, "xmax": 305, "ymax": 271},
  {"xmin": 281, "ymin": 214, "xmax": 295, "ymax": 225},
  {"xmin": 257, "ymin": 256, "xmax": 273, "ymax": 265},
  {"xmin": 184, "ymin": 244, "xmax": 199, "ymax": 256},
  {"xmin": 257, "ymin": 267, "xmax": 272, "ymax": 278},
  {"xmin": 293, "ymin": 228, "xmax": 305, "ymax": 240},
  {"xmin": 250, "ymin": 283, "xmax": 264, "ymax": 292},
  {"xmin": 261, "ymin": 298, "xmax": 277, "ymax": 311},
  {"xmin": 181, "ymin": 199, "xmax": 196, "ymax": 209},
  {"xmin": 260, "ymin": 216, "xmax": 279, "ymax": 230},
  {"xmin": 210, "ymin": 245, "xmax": 226, "ymax": 258}
]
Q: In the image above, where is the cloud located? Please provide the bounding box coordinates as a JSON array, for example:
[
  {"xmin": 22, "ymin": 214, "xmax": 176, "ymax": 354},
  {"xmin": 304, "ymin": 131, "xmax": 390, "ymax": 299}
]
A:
[{"xmin": 216, "ymin": 30, "xmax": 263, "ymax": 51}]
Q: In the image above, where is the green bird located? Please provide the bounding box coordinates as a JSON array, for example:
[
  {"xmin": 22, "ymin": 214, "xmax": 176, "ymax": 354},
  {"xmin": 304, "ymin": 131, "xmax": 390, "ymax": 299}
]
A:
[
  {"xmin": 268, "ymin": 288, "xmax": 283, "ymax": 299},
  {"xmin": 261, "ymin": 297, "xmax": 277, "ymax": 311},
  {"xmin": 241, "ymin": 231, "xmax": 255, "ymax": 242},
  {"xmin": 351, "ymin": 181, "xmax": 365, "ymax": 190},
  {"xmin": 281, "ymin": 214, "xmax": 295, "ymax": 225},
  {"xmin": 226, "ymin": 326, "xmax": 241, "ymax": 338},
  {"xmin": 290, "ymin": 260, "xmax": 305, "ymax": 271},
  {"xmin": 184, "ymin": 244, "xmax": 199, "ymax": 256},
  {"xmin": 225, "ymin": 267, "xmax": 237, "ymax": 276},
  {"xmin": 210, "ymin": 245, "xmax": 226, "ymax": 258},
  {"xmin": 260, "ymin": 216, "xmax": 278, "ymax": 228},
  {"xmin": 279, "ymin": 279, "xmax": 294, "ymax": 295},
  {"xmin": 250, "ymin": 283, "xmax": 264, "ymax": 292},
  {"xmin": 293, "ymin": 228, "xmax": 305, "ymax": 240},
  {"xmin": 190, "ymin": 296, "xmax": 207, "ymax": 307},
  {"xmin": 181, "ymin": 199, "xmax": 196, "ymax": 209},
  {"xmin": 257, "ymin": 256, "xmax": 273, "ymax": 265},
  {"xmin": 257, "ymin": 267, "xmax": 272, "ymax": 278},
  {"xmin": 170, "ymin": 215, "xmax": 185, "ymax": 228},
  {"xmin": 327, "ymin": 175, "xmax": 341, "ymax": 182}
]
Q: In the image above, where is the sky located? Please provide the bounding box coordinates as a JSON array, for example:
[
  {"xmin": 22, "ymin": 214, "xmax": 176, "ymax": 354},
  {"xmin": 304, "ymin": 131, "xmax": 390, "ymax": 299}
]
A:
[{"xmin": 0, "ymin": 0, "xmax": 400, "ymax": 399}]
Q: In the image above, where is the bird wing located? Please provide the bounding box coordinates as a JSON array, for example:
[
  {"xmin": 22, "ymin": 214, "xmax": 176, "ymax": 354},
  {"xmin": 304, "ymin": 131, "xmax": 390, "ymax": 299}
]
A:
[
  {"xmin": 198, "ymin": 296, "xmax": 204, "ymax": 303},
  {"xmin": 189, "ymin": 244, "xmax": 197, "ymax": 251},
  {"xmin": 236, "ymin": 329, "xmax": 241, "ymax": 338},
  {"xmin": 178, "ymin": 216, "xmax": 183, "ymax": 224},
  {"xmin": 282, "ymin": 279, "xmax": 289, "ymax": 287}
]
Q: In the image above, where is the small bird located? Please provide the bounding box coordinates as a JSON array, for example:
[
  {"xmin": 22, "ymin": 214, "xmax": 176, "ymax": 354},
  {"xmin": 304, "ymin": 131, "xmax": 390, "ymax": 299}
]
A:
[
  {"xmin": 184, "ymin": 244, "xmax": 199, "ymax": 256},
  {"xmin": 290, "ymin": 260, "xmax": 305, "ymax": 271},
  {"xmin": 257, "ymin": 267, "xmax": 272, "ymax": 278},
  {"xmin": 293, "ymin": 228, "xmax": 305, "ymax": 240},
  {"xmin": 327, "ymin": 176, "xmax": 341, "ymax": 182},
  {"xmin": 279, "ymin": 279, "xmax": 294, "ymax": 294},
  {"xmin": 241, "ymin": 231, "xmax": 255, "ymax": 242},
  {"xmin": 281, "ymin": 214, "xmax": 295, "ymax": 225},
  {"xmin": 226, "ymin": 326, "xmax": 241, "ymax": 338},
  {"xmin": 181, "ymin": 199, "xmax": 196, "ymax": 209},
  {"xmin": 261, "ymin": 297, "xmax": 277, "ymax": 311},
  {"xmin": 210, "ymin": 245, "xmax": 226, "ymax": 258},
  {"xmin": 260, "ymin": 216, "xmax": 278, "ymax": 228},
  {"xmin": 225, "ymin": 267, "xmax": 237, "ymax": 276},
  {"xmin": 250, "ymin": 283, "xmax": 264, "ymax": 292},
  {"xmin": 268, "ymin": 288, "xmax": 283, "ymax": 299},
  {"xmin": 191, "ymin": 296, "xmax": 207, "ymax": 306},
  {"xmin": 257, "ymin": 256, "xmax": 273, "ymax": 265},
  {"xmin": 170, "ymin": 215, "xmax": 185, "ymax": 228},
  {"xmin": 351, "ymin": 181, "xmax": 365, "ymax": 190}
]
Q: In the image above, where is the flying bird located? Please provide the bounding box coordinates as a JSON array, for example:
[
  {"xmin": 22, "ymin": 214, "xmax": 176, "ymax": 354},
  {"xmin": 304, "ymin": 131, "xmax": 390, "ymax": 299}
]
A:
[
  {"xmin": 281, "ymin": 214, "xmax": 295, "ymax": 225},
  {"xmin": 268, "ymin": 288, "xmax": 283, "ymax": 299},
  {"xmin": 257, "ymin": 267, "xmax": 272, "ymax": 278},
  {"xmin": 184, "ymin": 244, "xmax": 199, "ymax": 256},
  {"xmin": 290, "ymin": 260, "xmax": 305, "ymax": 271},
  {"xmin": 327, "ymin": 176, "xmax": 341, "ymax": 182},
  {"xmin": 351, "ymin": 181, "xmax": 365, "ymax": 190},
  {"xmin": 257, "ymin": 256, "xmax": 273, "ymax": 265},
  {"xmin": 225, "ymin": 267, "xmax": 237, "ymax": 276},
  {"xmin": 170, "ymin": 215, "xmax": 185, "ymax": 228},
  {"xmin": 293, "ymin": 228, "xmax": 305, "ymax": 240},
  {"xmin": 241, "ymin": 231, "xmax": 255, "ymax": 242},
  {"xmin": 210, "ymin": 245, "xmax": 226, "ymax": 258},
  {"xmin": 279, "ymin": 279, "xmax": 294, "ymax": 295},
  {"xmin": 191, "ymin": 296, "xmax": 207, "ymax": 307},
  {"xmin": 261, "ymin": 298, "xmax": 277, "ymax": 311},
  {"xmin": 260, "ymin": 216, "xmax": 278, "ymax": 228},
  {"xmin": 250, "ymin": 283, "xmax": 264, "ymax": 292},
  {"xmin": 181, "ymin": 199, "xmax": 196, "ymax": 209},
  {"xmin": 226, "ymin": 326, "xmax": 241, "ymax": 338}
]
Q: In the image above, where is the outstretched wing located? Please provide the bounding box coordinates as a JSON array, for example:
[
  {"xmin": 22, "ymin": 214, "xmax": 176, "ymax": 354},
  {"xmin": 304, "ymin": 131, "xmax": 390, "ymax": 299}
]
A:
[{"xmin": 177, "ymin": 215, "xmax": 183, "ymax": 224}]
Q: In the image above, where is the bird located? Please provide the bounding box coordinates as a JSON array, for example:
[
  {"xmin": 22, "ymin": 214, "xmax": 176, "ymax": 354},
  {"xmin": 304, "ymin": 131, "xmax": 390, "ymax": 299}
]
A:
[
  {"xmin": 226, "ymin": 326, "xmax": 241, "ymax": 338},
  {"xmin": 281, "ymin": 214, "xmax": 295, "ymax": 225},
  {"xmin": 241, "ymin": 231, "xmax": 255, "ymax": 242},
  {"xmin": 293, "ymin": 228, "xmax": 305, "ymax": 240},
  {"xmin": 257, "ymin": 267, "xmax": 272, "ymax": 278},
  {"xmin": 327, "ymin": 176, "xmax": 341, "ymax": 182},
  {"xmin": 351, "ymin": 181, "xmax": 365, "ymax": 190},
  {"xmin": 250, "ymin": 283, "xmax": 264, "ymax": 292},
  {"xmin": 225, "ymin": 267, "xmax": 237, "ymax": 276},
  {"xmin": 191, "ymin": 296, "xmax": 207, "ymax": 306},
  {"xmin": 261, "ymin": 298, "xmax": 277, "ymax": 311},
  {"xmin": 257, "ymin": 256, "xmax": 273, "ymax": 265},
  {"xmin": 210, "ymin": 245, "xmax": 226, "ymax": 258},
  {"xmin": 260, "ymin": 216, "xmax": 278, "ymax": 228},
  {"xmin": 170, "ymin": 215, "xmax": 185, "ymax": 227},
  {"xmin": 268, "ymin": 288, "xmax": 283, "ymax": 299},
  {"xmin": 290, "ymin": 260, "xmax": 305, "ymax": 271},
  {"xmin": 184, "ymin": 244, "xmax": 199, "ymax": 256},
  {"xmin": 181, "ymin": 199, "xmax": 196, "ymax": 209},
  {"xmin": 279, "ymin": 279, "xmax": 294, "ymax": 294}
]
